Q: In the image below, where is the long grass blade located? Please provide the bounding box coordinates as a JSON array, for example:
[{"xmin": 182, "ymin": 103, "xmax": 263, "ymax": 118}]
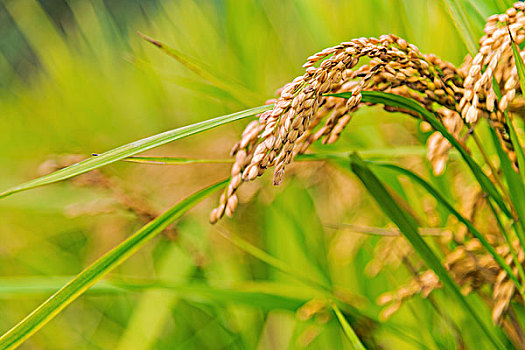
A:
[
  {"xmin": 0, "ymin": 105, "xmax": 271, "ymax": 199},
  {"xmin": 369, "ymin": 161, "xmax": 522, "ymax": 290},
  {"xmin": 110, "ymin": 155, "xmax": 233, "ymax": 165},
  {"xmin": 0, "ymin": 180, "xmax": 227, "ymax": 350},
  {"xmin": 330, "ymin": 301, "xmax": 367, "ymax": 350},
  {"xmin": 114, "ymin": 146, "xmax": 433, "ymax": 166},
  {"xmin": 0, "ymin": 277, "xmax": 309, "ymax": 310},
  {"xmin": 349, "ymin": 153, "xmax": 505, "ymax": 350},
  {"xmin": 485, "ymin": 196, "xmax": 525, "ymax": 291},
  {"xmin": 492, "ymin": 40, "xmax": 525, "ymax": 247},
  {"xmin": 329, "ymin": 91, "xmax": 512, "ymax": 219}
]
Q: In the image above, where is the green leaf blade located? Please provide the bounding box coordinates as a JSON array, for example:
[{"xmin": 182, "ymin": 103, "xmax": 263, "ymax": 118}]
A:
[
  {"xmin": 0, "ymin": 105, "xmax": 271, "ymax": 199},
  {"xmin": 0, "ymin": 180, "xmax": 227, "ymax": 350},
  {"xmin": 371, "ymin": 160, "xmax": 521, "ymax": 290},
  {"xmin": 349, "ymin": 153, "xmax": 505, "ymax": 350},
  {"xmin": 328, "ymin": 90, "xmax": 512, "ymax": 219}
]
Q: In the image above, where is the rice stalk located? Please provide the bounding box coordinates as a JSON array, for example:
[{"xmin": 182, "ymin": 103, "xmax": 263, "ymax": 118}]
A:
[{"xmin": 207, "ymin": 1, "xmax": 525, "ymax": 335}]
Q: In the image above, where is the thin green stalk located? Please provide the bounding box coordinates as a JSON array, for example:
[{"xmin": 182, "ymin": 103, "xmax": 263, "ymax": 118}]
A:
[
  {"xmin": 114, "ymin": 155, "xmax": 233, "ymax": 165},
  {"xmin": 138, "ymin": 32, "xmax": 262, "ymax": 106},
  {"xmin": 0, "ymin": 105, "xmax": 272, "ymax": 199},
  {"xmin": 104, "ymin": 146, "xmax": 431, "ymax": 166}
]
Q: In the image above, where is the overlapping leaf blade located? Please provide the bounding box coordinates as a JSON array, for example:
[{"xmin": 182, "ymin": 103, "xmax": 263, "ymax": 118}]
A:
[
  {"xmin": 370, "ymin": 160, "xmax": 521, "ymax": 289},
  {"xmin": 0, "ymin": 105, "xmax": 271, "ymax": 199},
  {"xmin": 349, "ymin": 153, "xmax": 505, "ymax": 350},
  {"xmin": 329, "ymin": 91, "xmax": 512, "ymax": 219},
  {"xmin": 0, "ymin": 180, "xmax": 227, "ymax": 350}
]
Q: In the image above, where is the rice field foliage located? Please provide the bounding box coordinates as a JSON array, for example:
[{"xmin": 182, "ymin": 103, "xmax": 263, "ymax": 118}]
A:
[{"xmin": 2, "ymin": 0, "xmax": 525, "ymax": 349}]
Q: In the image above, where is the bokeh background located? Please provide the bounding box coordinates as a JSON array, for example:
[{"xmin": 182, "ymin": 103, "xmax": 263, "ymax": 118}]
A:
[{"xmin": 0, "ymin": 0, "xmax": 496, "ymax": 349}]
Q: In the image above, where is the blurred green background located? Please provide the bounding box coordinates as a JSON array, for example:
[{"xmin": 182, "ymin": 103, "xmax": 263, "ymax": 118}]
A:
[{"xmin": 0, "ymin": 0, "xmax": 496, "ymax": 349}]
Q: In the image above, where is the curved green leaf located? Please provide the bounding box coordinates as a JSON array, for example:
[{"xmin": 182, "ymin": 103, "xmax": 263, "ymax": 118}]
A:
[
  {"xmin": 0, "ymin": 180, "xmax": 227, "ymax": 350},
  {"xmin": 116, "ymin": 155, "xmax": 233, "ymax": 165},
  {"xmin": 0, "ymin": 105, "xmax": 271, "ymax": 199},
  {"xmin": 369, "ymin": 161, "xmax": 521, "ymax": 290},
  {"xmin": 349, "ymin": 153, "xmax": 505, "ymax": 350},
  {"xmin": 488, "ymin": 124, "xmax": 525, "ymax": 259},
  {"xmin": 0, "ymin": 276, "xmax": 310, "ymax": 311},
  {"xmin": 329, "ymin": 90, "xmax": 512, "ymax": 219}
]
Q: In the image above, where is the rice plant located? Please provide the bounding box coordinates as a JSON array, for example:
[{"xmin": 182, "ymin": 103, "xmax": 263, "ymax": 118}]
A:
[{"xmin": 2, "ymin": 0, "xmax": 525, "ymax": 349}]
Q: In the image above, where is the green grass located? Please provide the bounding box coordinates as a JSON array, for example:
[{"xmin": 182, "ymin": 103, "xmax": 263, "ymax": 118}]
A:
[
  {"xmin": 0, "ymin": 180, "xmax": 227, "ymax": 350},
  {"xmin": 1, "ymin": 0, "xmax": 523, "ymax": 349},
  {"xmin": 0, "ymin": 105, "xmax": 270, "ymax": 199}
]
